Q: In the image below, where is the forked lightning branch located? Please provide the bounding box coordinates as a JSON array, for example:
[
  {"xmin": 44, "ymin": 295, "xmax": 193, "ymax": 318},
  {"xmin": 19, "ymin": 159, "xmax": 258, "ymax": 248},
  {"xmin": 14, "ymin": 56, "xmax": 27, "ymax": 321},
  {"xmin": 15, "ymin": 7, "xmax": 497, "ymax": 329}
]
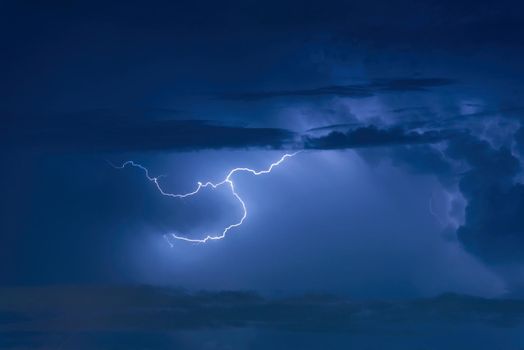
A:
[{"xmin": 113, "ymin": 152, "xmax": 300, "ymax": 244}]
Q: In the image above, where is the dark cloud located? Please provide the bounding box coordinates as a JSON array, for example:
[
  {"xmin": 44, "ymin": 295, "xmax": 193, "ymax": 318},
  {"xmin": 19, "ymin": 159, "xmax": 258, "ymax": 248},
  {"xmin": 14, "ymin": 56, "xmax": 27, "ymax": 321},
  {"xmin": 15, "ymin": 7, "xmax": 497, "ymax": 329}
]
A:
[
  {"xmin": 306, "ymin": 123, "xmax": 364, "ymax": 133},
  {"xmin": 1, "ymin": 285, "xmax": 523, "ymax": 335},
  {"xmin": 382, "ymin": 130, "xmax": 524, "ymax": 265},
  {"xmin": 306, "ymin": 108, "xmax": 524, "ymax": 135},
  {"xmin": 372, "ymin": 78, "xmax": 456, "ymax": 91},
  {"xmin": 304, "ymin": 126, "xmax": 455, "ymax": 150},
  {"xmin": 1, "ymin": 112, "xmax": 295, "ymax": 153},
  {"xmin": 305, "ymin": 117, "xmax": 524, "ymax": 267},
  {"xmin": 219, "ymin": 78, "xmax": 455, "ymax": 101},
  {"xmin": 3, "ymin": 111, "xmax": 471, "ymax": 154},
  {"xmin": 446, "ymin": 134, "xmax": 524, "ymax": 264}
]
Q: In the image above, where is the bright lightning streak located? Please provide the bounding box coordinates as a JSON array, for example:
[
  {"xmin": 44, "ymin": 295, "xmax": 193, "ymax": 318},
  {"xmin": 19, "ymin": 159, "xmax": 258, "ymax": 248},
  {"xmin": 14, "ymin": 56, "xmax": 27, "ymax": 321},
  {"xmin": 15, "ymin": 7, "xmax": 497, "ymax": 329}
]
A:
[{"xmin": 112, "ymin": 152, "xmax": 300, "ymax": 244}]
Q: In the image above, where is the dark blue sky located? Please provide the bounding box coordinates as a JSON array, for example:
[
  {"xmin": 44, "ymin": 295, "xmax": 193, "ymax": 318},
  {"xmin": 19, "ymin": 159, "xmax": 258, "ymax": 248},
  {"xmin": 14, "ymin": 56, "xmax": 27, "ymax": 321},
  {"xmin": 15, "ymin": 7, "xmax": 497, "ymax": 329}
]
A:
[{"xmin": 2, "ymin": 0, "xmax": 524, "ymax": 348}]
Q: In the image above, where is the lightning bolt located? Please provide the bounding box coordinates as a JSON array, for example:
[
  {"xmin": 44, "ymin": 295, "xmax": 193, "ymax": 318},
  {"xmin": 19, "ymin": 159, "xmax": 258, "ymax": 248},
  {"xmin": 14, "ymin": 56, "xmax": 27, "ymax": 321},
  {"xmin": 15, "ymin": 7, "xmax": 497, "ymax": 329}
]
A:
[
  {"xmin": 429, "ymin": 192, "xmax": 445, "ymax": 227},
  {"xmin": 112, "ymin": 152, "xmax": 300, "ymax": 244}
]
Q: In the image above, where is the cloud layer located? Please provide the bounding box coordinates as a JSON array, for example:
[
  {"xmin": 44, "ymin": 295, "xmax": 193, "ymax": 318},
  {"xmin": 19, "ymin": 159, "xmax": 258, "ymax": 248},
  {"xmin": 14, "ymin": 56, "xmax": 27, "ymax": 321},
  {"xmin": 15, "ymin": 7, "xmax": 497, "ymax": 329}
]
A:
[
  {"xmin": 1, "ymin": 285, "xmax": 523, "ymax": 334},
  {"xmin": 2, "ymin": 116, "xmax": 295, "ymax": 153},
  {"xmin": 219, "ymin": 78, "xmax": 455, "ymax": 101}
]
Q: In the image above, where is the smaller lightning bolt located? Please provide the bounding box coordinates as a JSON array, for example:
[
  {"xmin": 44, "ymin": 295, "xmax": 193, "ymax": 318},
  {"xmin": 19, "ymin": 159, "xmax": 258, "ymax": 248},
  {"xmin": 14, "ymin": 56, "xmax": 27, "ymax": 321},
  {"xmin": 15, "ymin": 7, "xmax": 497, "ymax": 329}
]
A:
[
  {"xmin": 429, "ymin": 192, "xmax": 446, "ymax": 227},
  {"xmin": 112, "ymin": 152, "xmax": 300, "ymax": 244}
]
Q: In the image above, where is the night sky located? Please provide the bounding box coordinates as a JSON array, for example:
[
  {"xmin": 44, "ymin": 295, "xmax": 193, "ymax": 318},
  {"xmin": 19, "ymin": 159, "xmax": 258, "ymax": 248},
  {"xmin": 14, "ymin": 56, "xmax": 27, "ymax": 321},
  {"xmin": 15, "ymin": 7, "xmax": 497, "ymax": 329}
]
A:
[{"xmin": 2, "ymin": 1, "xmax": 524, "ymax": 349}]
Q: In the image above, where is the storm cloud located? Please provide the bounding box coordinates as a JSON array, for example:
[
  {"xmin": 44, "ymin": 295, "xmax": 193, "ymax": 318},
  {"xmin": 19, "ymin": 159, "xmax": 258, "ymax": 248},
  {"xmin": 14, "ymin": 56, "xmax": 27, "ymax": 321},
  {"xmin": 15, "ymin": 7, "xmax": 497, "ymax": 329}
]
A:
[
  {"xmin": 2, "ymin": 3, "xmax": 524, "ymax": 349},
  {"xmin": 447, "ymin": 134, "xmax": 524, "ymax": 264}
]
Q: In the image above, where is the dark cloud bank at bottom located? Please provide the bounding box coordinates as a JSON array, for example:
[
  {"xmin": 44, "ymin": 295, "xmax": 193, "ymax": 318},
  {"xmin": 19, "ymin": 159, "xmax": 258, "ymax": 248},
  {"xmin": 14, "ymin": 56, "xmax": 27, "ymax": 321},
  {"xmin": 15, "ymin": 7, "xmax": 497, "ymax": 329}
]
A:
[
  {"xmin": 2, "ymin": 285, "xmax": 524, "ymax": 349},
  {"xmin": 1, "ymin": 285, "xmax": 523, "ymax": 333}
]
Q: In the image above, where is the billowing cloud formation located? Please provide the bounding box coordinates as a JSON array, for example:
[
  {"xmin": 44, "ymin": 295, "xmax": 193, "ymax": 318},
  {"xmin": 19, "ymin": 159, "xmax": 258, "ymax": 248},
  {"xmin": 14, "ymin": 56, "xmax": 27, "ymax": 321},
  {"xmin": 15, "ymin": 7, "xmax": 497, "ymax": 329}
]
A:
[
  {"xmin": 447, "ymin": 134, "xmax": 524, "ymax": 263},
  {"xmin": 302, "ymin": 120, "xmax": 524, "ymax": 266},
  {"xmin": 379, "ymin": 129, "xmax": 524, "ymax": 265}
]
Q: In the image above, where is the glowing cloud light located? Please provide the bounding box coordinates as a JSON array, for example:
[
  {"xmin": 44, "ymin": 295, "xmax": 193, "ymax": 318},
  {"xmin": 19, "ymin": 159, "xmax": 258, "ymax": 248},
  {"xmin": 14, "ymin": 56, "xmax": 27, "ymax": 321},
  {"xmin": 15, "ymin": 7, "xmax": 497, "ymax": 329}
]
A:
[{"xmin": 113, "ymin": 152, "xmax": 300, "ymax": 244}]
